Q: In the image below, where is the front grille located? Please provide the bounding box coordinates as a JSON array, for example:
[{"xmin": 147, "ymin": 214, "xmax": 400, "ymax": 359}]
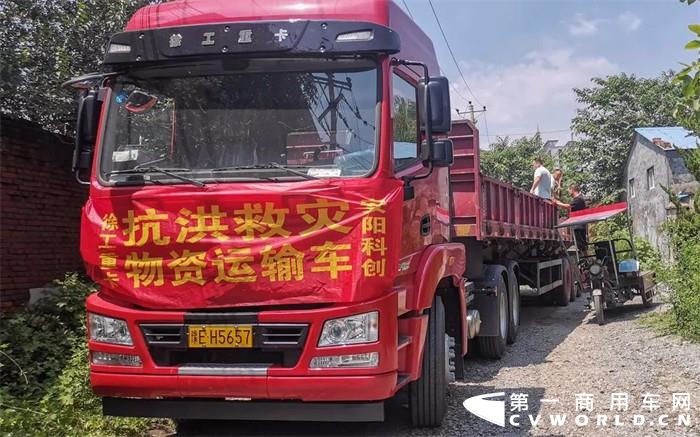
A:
[
  {"xmin": 141, "ymin": 324, "xmax": 185, "ymax": 345},
  {"xmin": 260, "ymin": 325, "xmax": 307, "ymax": 346},
  {"xmin": 140, "ymin": 323, "xmax": 309, "ymax": 368}
]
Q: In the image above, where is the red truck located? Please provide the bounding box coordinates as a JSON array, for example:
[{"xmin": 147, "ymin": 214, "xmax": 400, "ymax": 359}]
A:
[{"xmin": 67, "ymin": 0, "xmax": 575, "ymax": 427}]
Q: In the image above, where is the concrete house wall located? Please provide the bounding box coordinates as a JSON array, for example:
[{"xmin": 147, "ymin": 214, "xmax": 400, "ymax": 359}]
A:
[{"xmin": 624, "ymin": 136, "xmax": 673, "ymax": 258}]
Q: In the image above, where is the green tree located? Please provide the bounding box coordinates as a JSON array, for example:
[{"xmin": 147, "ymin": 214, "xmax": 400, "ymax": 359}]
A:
[
  {"xmin": 654, "ymin": 1, "xmax": 700, "ymax": 341},
  {"xmin": 673, "ymin": 22, "xmax": 700, "ymax": 135},
  {"xmin": 0, "ymin": 0, "xmax": 155, "ymax": 134},
  {"xmin": 568, "ymin": 73, "xmax": 681, "ymax": 203},
  {"xmin": 393, "ymin": 95, "xmax": 417, "ymax": 143},
  {"xmin": 480, "ymin": 133, "xmax": 553, "ymax": 191}
]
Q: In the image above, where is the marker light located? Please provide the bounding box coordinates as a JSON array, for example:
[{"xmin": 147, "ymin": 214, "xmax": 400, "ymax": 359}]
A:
[
  {"xmin": 108, "ymin": 43, "xmax": 131, "ymax": 53},
  {"xmin": 89, "ymin": 313, "xmax": 133, "ymax": 345},
  {"xmin": 91, "ymin": 352, "xmax": 142, "ymax": 367},
  {"xmin": 318, "ymin": 311, "xmax": 378, "ymax": 347},
  {"xmin": 336, "ymin": 30, "xmax": 374, "ymax": 42},
  {"xmin": 310, "ymin": 352, "xmax": 379, "ymax": 369}
]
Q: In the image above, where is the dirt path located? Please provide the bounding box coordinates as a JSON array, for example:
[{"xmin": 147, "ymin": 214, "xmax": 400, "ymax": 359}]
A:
[{"xmin": 174, "ymin": 298, "xmax": 700, "ymax": 436}]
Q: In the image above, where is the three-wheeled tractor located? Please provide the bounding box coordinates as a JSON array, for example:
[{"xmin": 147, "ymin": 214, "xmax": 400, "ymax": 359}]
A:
[{"xmin": 558, "ymin": 202, "xmax": 656, "ymax": 324}]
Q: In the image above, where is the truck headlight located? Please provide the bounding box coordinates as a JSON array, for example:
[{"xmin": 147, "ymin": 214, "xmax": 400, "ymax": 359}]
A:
[
  {"xmin": 88, "ymin": 313, "xmax": 133, "ymax": 346},
  {"xmin": 318, "ymin": 311, "xmax": 378, "ymax": 347}
]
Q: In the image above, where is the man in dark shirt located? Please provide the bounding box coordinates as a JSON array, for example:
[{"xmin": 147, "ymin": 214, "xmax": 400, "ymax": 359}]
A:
[
  {"xmin": 555, "ymin": 184, "xmax": 588, "ymax": 251},
  {"xmin": 569, "ymin": 185, "xmax": 586, "ymax": 212}
]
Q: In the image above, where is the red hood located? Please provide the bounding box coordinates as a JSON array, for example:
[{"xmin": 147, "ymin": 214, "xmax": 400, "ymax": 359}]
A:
[{"xmin": 82, "ymin": 178, "xmax": 403, "ymax": 310}]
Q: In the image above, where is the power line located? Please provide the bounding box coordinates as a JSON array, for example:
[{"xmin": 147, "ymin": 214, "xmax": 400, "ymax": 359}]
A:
[
  {"xmin": 401, "ymin": 0, "xmax": 414, "ymax": 20},
  {"xmin": 486, "ymin": 128, "xmax": 571, "ymax": 137},
  {"xmin": 405, "ymin": 2, "xmax": 477, "ymax": 110},
  {"xmin": 440, "ymin": 67, "xmax": 471, "ymax": 103},
  {"xmin": 482, "ymin": 111, "xmax": 492, "ymax": 145},
  {"xmin": 427, "ymin": 0, "xmax": 483, "ymax": 107}
]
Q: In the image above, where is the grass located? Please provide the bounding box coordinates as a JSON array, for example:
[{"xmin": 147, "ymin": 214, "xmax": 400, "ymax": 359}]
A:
[{"xmin": 638, "ymin": 308, "xmax": 700, "ymax": 342}]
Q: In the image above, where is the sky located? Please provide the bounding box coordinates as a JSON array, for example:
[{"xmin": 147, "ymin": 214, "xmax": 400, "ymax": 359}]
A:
[{"xmin": 399, "ymin": 0, "xmax": 699, "ymax": 147}]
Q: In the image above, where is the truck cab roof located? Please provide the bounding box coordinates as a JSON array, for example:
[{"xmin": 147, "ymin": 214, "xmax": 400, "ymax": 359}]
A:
[{"xmin": 124, "ymin": 0, "xmax": 438, "ymax": 74}]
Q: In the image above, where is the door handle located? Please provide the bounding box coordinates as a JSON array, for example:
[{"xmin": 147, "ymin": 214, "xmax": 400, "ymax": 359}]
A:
[{"xmin": 420, "ymin": 214, "xmax": 431, "ymax": 236}]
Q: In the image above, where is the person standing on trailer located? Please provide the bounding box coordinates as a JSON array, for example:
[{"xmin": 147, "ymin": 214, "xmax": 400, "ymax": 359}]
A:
[
  {"xmin": 552, "ymin": 168, "xmax": 564, "ymax": 199},
  {"xmin": 530, "ymin": 158, "xmax": 552, "ymax": 199}
]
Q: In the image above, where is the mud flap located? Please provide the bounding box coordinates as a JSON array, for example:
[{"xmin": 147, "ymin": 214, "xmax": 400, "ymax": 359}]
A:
[
  {"xmin": 471, "ymin": 265, "xmax": 507, "ymax": 337},
  {"xmin": 471, "ymin": 292, "xmax": 499, "ymax": 336}
]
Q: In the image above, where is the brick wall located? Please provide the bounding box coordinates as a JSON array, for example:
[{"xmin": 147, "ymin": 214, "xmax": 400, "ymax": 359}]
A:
[{"xmin": 0, "ymin": 115, "xmax": 88, "ymax": 312}]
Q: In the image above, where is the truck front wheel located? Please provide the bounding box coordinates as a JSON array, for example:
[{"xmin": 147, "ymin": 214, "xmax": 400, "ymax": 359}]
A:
[
  {"xmin": 477, "ymin": 276, "xmax": 508, "ymax": 359},
  {"xmin": 409, "ymin": 296, "xmax": 448, "ymax": 427}
]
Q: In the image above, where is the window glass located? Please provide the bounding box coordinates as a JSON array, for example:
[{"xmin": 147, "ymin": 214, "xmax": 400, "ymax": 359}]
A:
[
  {"xmin": 646, "ymin": 167, "xmax": 655, "ymax": 189},
  {"xmin": 392, "ymin": 73, "xmax": 418, "ymax": 168},
  {"xmin": 100, "ymin": 58, "xmax": 379, "ymax": 184},
  {"xmin": 629, "ymin": 178, "xmax": 635, "ymax": 198}
]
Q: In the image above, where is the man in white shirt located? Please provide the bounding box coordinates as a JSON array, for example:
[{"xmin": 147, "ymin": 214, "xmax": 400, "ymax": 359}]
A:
[{"xmin": 530, "ymin": 158, "xmax": 552, "ymax": 199}]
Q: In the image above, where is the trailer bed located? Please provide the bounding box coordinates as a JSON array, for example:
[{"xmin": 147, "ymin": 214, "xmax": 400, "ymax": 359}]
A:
[{"xmin": 448, "ymin": 120, "xmax": 569, "ymax": 243}]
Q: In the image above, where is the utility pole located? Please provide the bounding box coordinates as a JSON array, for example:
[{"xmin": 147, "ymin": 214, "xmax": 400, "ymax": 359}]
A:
[
  {"xmin": 455, "ymin": 102, "xmax": 487, "ymax": 124},
  {"xmin": 327, "ymin": 73, "xmax": 337, "ymax": 150}
]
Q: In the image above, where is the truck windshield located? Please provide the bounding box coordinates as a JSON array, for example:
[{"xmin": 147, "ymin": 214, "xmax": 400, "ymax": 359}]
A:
[{"xmin": 99, "ymin": 58, "xmax": 379, "ymax": 184}]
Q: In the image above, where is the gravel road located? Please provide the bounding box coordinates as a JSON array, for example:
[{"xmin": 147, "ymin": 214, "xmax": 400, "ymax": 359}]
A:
[{"xmin": 174, "ymin": 296, "xmax": 700, "ymax": 437}]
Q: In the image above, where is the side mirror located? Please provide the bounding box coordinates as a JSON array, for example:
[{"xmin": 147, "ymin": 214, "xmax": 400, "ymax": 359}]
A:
[
  {"xmin": 430, "ymin": 139, "xmax": 454, "ymax": 167},
  {"xmin": 72, "ymin": 89, "xmax": 101, "ymax": 183},
  {"xmin": 419, "ymin": 76, "xmax": 452, "ymax": 134}
]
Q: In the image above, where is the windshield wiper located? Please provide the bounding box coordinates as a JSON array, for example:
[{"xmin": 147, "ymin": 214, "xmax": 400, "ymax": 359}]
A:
[
  {"xmin": 267, "ymin": 162, "xmax": 319, "ymax": 180},
  {"xmin": 211, "ymin": 163, "xmax": 318, "ymax": 180},
  {"xmin": 106, "ymin": 166, "xmax": 206, "ymax": 188}
]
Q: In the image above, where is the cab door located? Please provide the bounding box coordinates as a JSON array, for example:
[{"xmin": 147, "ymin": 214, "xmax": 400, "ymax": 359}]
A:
[{"xmin": 391, "ymin": 69, "xmax": 451, "ymax": 283}]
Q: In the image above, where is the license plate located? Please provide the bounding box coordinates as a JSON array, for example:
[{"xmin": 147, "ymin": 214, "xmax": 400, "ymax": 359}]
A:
[{"xmin": 187, "ymin": 325, "xmax": 253, "ymax": 348}]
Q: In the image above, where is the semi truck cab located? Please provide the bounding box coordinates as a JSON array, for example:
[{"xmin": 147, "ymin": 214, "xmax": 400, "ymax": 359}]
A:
[
  {"xmin": 71, "ymin": 0, "xmax": 470, "ymax": 426},
  {"xmin": 70, "ymin": 0, "xmax": 574, "ymax": 427}
]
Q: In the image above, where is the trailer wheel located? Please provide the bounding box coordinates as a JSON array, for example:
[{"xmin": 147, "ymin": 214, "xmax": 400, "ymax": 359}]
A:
[
  {"xmin": 554, "ymin": 258, "xmax": 572, "ymax": 307},
  {"xmin": 409, "ymin": 296, "xmax": 447, "ymax": 427},
  {"xmin": 477, "ymin": 276, "xmax": 508, "ymax": 359},
  {"xmin": 567, "ymin": 259, "xmax": 577, "ymax": 302},
  {"xmin": 506, "ymin": 269, "xmax": 520, "ymax": 344},
  {"xmin": 593, "ymin": 293, "xmax": 605, "ymax": 325}
]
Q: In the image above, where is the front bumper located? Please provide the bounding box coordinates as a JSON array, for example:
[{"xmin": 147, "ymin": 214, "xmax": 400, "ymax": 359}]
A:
[
  {"xmin": 103, "ymin": 397, "xmax": 385, "ymax": 422},
  {"xmin": 87, "ymin": 291, "xmax": 400, "ymax": 402}
]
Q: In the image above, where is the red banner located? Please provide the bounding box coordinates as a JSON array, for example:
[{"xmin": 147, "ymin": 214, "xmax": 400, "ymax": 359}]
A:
[{"xmin": 81, "ymin": 179, "xmax": 403, "ymax": 309}]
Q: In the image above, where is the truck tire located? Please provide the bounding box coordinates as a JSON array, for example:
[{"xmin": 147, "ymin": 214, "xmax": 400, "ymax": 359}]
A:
[
  {"xmin": 506, "ymin": 267, "xmax": 520, "ymax": 344},
  {"xmin": 477, "ymin": 276, "xmax": 508, "ymax": 359},
  {"xmin": 553, "ymin": 258, "xmax": 572, "ymax": 307},
  {"xmin": 409, "ymin": 296, "xmax": 448, "ymax": 427},
  {"xmin": 567, "ymin": 259, "xmax": 577, "ymax": 302},
  {"xmin": 593, "ymin": 293, "xmax": 605, "ymax": 325}
]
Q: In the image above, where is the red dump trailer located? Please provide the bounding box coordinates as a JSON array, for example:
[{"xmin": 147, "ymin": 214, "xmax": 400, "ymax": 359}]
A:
[
  {"xmin": 450, "ymin": 121, "xmax": 562, "ymax": 242},
  {"xmin": 447, "ymin": 120, "xmax": 575, "ymax": 360},
  {"xmin": 66, "ymin": 0, "xmax": 576, "ymax": 428}
]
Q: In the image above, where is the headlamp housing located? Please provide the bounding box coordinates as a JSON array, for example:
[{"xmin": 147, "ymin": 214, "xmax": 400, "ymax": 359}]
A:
[{"xmin": 318, "ymin": 311, "xmax": 378, "ymax": 347}]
